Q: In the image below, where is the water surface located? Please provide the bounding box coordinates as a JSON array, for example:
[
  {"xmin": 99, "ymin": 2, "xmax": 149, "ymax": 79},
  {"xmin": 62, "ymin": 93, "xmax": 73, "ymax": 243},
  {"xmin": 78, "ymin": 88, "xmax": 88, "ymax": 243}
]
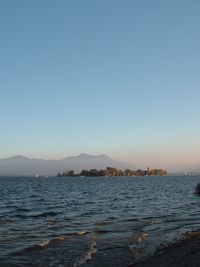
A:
[{"xmin": 0, "ymin": 176, "xmax": 200, "ymax": 266}]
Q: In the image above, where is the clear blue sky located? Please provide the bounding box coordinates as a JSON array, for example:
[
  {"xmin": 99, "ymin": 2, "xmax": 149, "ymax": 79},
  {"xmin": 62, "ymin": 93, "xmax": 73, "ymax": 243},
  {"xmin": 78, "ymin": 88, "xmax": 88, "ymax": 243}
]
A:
[{"xmin": 0, "ymin": 0, "xmax": 200, "ymax": 166}]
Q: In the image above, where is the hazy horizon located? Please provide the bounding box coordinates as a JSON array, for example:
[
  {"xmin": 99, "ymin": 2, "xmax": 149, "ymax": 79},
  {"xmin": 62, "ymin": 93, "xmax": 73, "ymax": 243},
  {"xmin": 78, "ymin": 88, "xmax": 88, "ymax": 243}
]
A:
[
  {"xmin": 1, "ymin": 152, "xmax": 200, "ymax": 173},
  {"xmin": 1, "ymin": 1, "xmax": 200, "ymax": 167}
]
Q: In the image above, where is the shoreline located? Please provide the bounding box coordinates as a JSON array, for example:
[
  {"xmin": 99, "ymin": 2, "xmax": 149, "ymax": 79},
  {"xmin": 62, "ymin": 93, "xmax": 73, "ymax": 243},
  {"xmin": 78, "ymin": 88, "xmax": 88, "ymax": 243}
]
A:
[{"xmin": 129, "ymin": 231, "xmax": 200, "ymax": 267}]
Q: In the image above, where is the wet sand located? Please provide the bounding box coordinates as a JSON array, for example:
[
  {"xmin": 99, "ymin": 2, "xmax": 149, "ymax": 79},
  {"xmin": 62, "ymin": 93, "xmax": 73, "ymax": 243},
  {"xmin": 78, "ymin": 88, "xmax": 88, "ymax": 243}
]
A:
[{"xmin": 129, "ymin": 231, "xmax": 200, "ymax": 267}]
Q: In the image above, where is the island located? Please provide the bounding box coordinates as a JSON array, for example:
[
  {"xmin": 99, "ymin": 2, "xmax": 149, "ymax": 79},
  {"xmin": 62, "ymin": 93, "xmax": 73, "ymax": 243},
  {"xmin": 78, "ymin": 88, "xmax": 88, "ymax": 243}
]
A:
[{"xmin": 57, "ymin": 167, "xmax": 167, "ymax": 177}]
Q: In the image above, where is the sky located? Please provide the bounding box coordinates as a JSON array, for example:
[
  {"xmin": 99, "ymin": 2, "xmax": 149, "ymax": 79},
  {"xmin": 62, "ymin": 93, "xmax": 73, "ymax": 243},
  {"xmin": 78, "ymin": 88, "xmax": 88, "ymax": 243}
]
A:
[{"xmin": 0, "ymin": 0, "xmax": 200, "ymax": 167}]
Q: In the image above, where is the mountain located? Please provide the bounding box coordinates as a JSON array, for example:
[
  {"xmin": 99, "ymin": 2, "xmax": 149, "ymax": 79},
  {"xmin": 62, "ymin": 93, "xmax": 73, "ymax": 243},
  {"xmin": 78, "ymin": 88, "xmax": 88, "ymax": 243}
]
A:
[{"xmin": 0, "ymin": 154, "xmax": 128, "ymax": 176}]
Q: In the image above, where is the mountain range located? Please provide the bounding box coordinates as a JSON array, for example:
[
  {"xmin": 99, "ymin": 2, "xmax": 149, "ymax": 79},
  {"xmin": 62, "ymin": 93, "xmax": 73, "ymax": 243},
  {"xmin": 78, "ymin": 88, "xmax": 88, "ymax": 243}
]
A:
[
  {"xmin": 0, "ymin": 154, "xmax": 129, "ymax": 176},
  {"xmin": 0, "ymin": 154, "xmax": 199, "ymax": 176}
]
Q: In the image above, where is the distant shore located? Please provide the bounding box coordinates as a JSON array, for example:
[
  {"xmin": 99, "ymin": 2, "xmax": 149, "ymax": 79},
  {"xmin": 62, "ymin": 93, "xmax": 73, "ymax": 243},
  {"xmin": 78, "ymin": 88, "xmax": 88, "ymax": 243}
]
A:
[
  {"xmin": 58, "ymin": 167, "xmax": 167, "ymax": 177},
  {"xmin": 129, "ymin": 231, "xmax": 200, "ymax": 267}
]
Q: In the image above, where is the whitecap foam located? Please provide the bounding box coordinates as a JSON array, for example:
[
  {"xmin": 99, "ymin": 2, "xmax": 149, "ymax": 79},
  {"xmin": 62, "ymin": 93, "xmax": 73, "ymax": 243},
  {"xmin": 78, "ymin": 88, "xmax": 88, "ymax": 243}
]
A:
[
  {"xmin": 53, "ymin": 236, "xmax": 66, "ymax": 241},
  {"xmin": 133, "ymin": 232, "xmax": 148, "ymax": 243},
  {"xmin": 26, "ymin": 235, "xmax": 67, "ymax": 251},
  {"xmin": 73, "ymin": 241, "xmax": 97, "ymax": 266},
  {"xmin": 76, "ymin": 230, "xmax": 87, "ymax": 236},
  {"xmin": 38, "ymin": 240, "xmax": 50, "ymax": 247}
]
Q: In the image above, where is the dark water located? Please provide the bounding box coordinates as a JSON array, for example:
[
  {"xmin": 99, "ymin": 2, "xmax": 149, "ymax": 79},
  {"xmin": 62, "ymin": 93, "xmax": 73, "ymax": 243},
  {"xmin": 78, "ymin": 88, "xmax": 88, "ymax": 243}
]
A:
[{"xmin": 0, "ymin": 176, "xmax": 200, "ymax": 266}]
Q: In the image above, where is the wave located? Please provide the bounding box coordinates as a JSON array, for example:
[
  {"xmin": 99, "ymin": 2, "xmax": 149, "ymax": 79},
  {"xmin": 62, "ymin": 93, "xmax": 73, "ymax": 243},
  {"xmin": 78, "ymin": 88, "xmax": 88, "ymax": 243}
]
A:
[
  {"xmin": 48, "ymin": 224, "xmax": 68, "ymax": 230},
  {"xmin": 95, "ymin": 220, "xmax": 114, "ymax": 226},
  {"xmin": 23, "ymin": 230, "xmax": 88, "ymax": 252},
  {"xmin": 149, "ymin": 219, "xmax": 163, "ymax": 224},
  {"xmin": 125, "ymin": 218, "xmax": 139, "ymax": 222},
  {"xmin": 31, "ymin": 211, "xmax": 58, "ymax": 218},
  {"xmin": 95, "ymin": 229, "xmax": 111, "ymax": 234},
  {"xmin": 182, "ymin": 230, "xmax": 200, "ymax": 240},
  {"xmin": 80, "ymin": 211, "xmax": 97, "ymax": 216},
  {"xmin": 24, "ymin": 235, "xmax": 68, "ymax": 252},
  {"xmin": 0, "ymin": 219, "xmax": 14, "ymax": 224},
  {"xmin": 76, "ymin": 230, "xmax": 87, "ymax": 236},
  {"xmin": 129, "ymin": 230, "xmax": 200, "ymax": 266},
  {"xmin": 16, "ymin": 208, "xmax": 30, "ymax": 212},
  {"xmin": 134, "ymin": 232, "xmax": 148, "ymax": 243},
  {"xmin": 106, "ymin": 216, "xmax": 116, "ymax": 221},
  {"xmin": 14, "ymin": 211, "xmax": 59, "ymax": 219},
  {"xmin": 129, "ymin": 232, "xmax": 149, "ymax": 253},
  {"xmin": 95, "ymin": 216, "xmax": 116, "ymax": 226},
  {"xmin": 73, "ymin": 241, "xmax": 97, "ymax": 267},
  {"xmin": 38, "ymin": 240, "xmax": 50, "ymax": 247},
  {"xmin": 61, "ymin": 230, "xmax": 88, "ymax": 236}
]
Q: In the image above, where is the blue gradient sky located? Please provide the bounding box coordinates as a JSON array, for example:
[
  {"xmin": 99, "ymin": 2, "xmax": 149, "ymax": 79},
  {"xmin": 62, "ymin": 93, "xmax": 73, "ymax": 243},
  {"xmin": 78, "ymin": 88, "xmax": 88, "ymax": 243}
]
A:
[{"xmin": 0, "ymin": 0, "xmax": 200, "ymax": 166}]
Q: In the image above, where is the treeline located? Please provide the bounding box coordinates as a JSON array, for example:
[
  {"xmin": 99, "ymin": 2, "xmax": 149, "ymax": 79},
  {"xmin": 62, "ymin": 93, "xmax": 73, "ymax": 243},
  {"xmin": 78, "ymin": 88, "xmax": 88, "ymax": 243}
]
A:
[{"xmin": 57, "ymin": 167, "xmax": 167, "ymax": 177}]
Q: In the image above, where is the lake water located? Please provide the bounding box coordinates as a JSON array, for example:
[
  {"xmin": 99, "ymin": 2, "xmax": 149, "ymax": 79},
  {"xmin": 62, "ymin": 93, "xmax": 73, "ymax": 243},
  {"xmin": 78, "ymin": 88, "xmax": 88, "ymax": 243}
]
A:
[{"xmin": 0, "ymin": 176, "xmax": 200, "ymax": 266}]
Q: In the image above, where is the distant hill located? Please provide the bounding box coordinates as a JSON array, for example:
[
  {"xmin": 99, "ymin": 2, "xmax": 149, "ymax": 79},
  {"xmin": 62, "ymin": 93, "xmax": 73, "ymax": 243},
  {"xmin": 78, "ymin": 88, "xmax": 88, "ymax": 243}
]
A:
[{"xmin": 0, "ymin": 153, "xmax": 129, "ymax": 176}]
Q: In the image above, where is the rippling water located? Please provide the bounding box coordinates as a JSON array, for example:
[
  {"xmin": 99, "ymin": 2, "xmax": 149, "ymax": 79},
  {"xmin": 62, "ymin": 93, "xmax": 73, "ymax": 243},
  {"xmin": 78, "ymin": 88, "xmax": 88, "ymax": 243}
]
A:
[{"xmin": 0, "ymin": 176, "xmax": 200, "ymax": 266}]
